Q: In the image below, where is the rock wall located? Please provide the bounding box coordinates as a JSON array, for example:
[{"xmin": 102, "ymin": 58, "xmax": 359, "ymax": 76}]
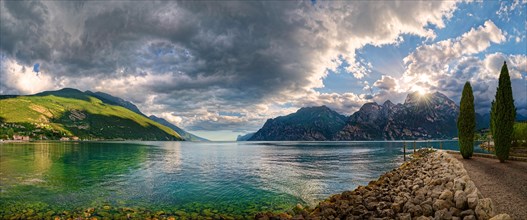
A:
[{"xmin": 257, "ymin": 150, "xmax": 511, "ymax": 220}]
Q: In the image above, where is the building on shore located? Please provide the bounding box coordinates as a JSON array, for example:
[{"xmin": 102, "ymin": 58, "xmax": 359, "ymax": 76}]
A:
[
  {"xmin": 13, "ymin": 135, "xmax": 30, "ymax": 141},
  {"xmin": 60, "ymin": 137, "xmax": 70, "ymax": 141}
]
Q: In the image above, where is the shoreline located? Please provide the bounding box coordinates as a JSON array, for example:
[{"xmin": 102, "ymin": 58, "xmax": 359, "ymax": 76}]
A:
[{"xmin": 258, "ymin": 149, "xmax": 511, "ymax": 220}]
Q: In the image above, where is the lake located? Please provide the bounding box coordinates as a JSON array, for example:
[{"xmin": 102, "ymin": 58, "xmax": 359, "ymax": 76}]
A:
[{"xmin": 0, "ymin": 141, "xmax": 486, "ymax": 219}]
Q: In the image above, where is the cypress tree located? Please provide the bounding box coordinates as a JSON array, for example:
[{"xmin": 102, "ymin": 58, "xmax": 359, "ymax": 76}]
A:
[
  {"xmin": 490, "ymin": 100, "xmax": 496, "ymax": 136},
  {"xmin": 457, "ymin": 82, "xmax": 475, "ymax": 159},
  {"xmin": 492, "ymin": 61, "xmax": 516, "ymax": 162}
]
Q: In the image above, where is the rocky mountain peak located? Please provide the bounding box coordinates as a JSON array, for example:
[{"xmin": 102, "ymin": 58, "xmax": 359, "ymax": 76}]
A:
[
  {"xmin": 383, "ymin": 100, "xmax": 395, "ymax": 109},
  {"xmin": 249, "ymin": 92, "xmax": 490, "ymax": 141},
  {"xmin": 296, "ymin": 105, "xmax": 333, "ymax": 113},
  {"xmin": 359, "ymin": 102, "xmax": 381, "ymax": 112}
]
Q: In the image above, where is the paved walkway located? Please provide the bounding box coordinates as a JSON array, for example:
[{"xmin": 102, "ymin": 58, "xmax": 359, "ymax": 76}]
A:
[{"xmin": 453, "ymin": 154, "xmax": 527, "ymax": 220}]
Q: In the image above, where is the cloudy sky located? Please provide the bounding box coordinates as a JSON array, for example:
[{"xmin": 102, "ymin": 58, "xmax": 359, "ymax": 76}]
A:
[{"xmin": 1, "ymin": 0, "xmax": 526, "ymax": 140}]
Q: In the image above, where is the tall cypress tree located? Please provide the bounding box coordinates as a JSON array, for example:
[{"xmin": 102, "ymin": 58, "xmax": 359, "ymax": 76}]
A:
[
  {"xmin": 492, "ymin": 61, "xmax": 516, "ymax": 162},
  {"xmin": 490, "ymin": 100, "xmax": 496, "ymax": 136},
  {"xmin": 458, "ymin": 82, "xmax": 475, "ymax": 159}
]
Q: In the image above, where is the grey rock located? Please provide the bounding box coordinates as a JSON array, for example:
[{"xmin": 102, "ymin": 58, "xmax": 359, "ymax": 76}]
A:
[
  {"xmin": 449, "ymin": 207, "xmax": 461, "ymax": 217},
  {"xmin": 459, "ymin": 209, "xmax": 475, "ymax": 218},
  {"xmin": 463, "ymin": 215, "xmax": 476, "ymax": 220},
  {"xmin": 467, "ymin": 192, "xmax": 478, "ymax": 210},
  {"xmin": 391, "ymin": 201, "xmax": 404, "ymax": 213},
  {"xmin": 408, "ymin": 204, "xmax": 423, "ymax": 217},
  {"xmin": 454, "ymin": 178, "xmax": 466, "ymax": 191},
  {"xmin": 421, "ymin": 198, "xmax": 433, "ymax": 206},
  {"xmin": 454, "ymin": 190, "xmax": 467, "ymax": 209},
  {"xmin": 422, "ymin": 204, "xmax": 434, "ymax": 216},
  {"xmin": 397, "ymin": 213, "xmax": 411, "ymax": 220},
  {"xmin": 434, "ymin": 208, "xmax": 451, "ymax": 220},
  {"xmin": 365, "ymin": 200, "xmax": 377, "ymax": 211},
  {"xmin": 431, "ymin": 187, "xmax": 444, "ymax": 199},
  {"xmin": 380, "ymin": 209, "xmax": 395, "ymax": 218},
  {"xmin": 475, "ymin": 198, "xmax": 495, "ymax": 220},
  {"xmin": 464, "ymin": 181, "xmax": 477, "ymax": 195},
  {"xmin": 439, "ymin": 190, "xmax": 454, "ymax": 202},
  {"xmin": 445, "ymin": 181, "xmax": 454, "ymax": 189},
  {"xmin": 489, "ymin": 214, "xmax": 512, "ymax": 220},
  {"xmin": 433, "ymin": 199, "xmax": 450, "ymax": 212}
]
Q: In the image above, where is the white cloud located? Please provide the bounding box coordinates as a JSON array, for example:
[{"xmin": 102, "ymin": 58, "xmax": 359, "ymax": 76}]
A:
[
  {"xmin": 1, "ymin": 58, "xmax": 58, "ymax": 94},
  {"xmin": 497, "ymin": 0, "xmax": 526, "ymax": 21},
  {"xmin": 374, "ymin": 75, "xmax": 398, "ymax": 91},
  {"xmin": 482, "ymin": 53, "xmax": 525, "ymax": 80},
  {"xmin": 159, "ymin": 112, "xmax": 183, "ymax": 125},
  {"xmin": 401, "ymin": 20, "xmax": 505, "ymax": 92}
]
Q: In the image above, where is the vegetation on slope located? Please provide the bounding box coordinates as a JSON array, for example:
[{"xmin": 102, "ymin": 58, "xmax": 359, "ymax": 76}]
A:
[
  {"xmin": 513, "ymin": 122, "xmax": 527, "ymax": 147},
  {"xmin": 0, "ymin": 88, "xmax": 182, "ymax": 140}
]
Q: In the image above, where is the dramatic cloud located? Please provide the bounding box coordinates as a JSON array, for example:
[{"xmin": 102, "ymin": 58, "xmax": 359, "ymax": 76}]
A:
[
  {"xmin": 397, "ymin": 20, "xmax": 525, "ymax": 114},
  {"xmin": 374, "ymin": 75, "xmax": 398, "ymax": 91},
  {"xmin": 1, "ymin": 1, "xmax": 525, "ymax": 139}
]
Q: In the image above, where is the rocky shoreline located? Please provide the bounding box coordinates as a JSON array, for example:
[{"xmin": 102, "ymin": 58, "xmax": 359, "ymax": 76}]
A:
[{"xmin": 257, "ymin": 149, "xmax": 511, "ymax": 220}]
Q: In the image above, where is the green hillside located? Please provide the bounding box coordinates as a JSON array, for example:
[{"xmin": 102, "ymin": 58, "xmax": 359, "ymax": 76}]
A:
[{"xmin": 0, "ymin": 89, "xmax": 182, "ymax": 140}]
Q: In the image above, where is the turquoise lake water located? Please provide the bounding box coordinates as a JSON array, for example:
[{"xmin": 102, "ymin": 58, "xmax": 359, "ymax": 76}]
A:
[{"xmin": 0, "ymin": 141, "xmax": 486, "ymax": 218}]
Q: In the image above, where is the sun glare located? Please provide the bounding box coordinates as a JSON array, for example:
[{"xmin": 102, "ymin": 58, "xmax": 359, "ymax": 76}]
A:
[
  {"xmin": 418, "ymin": 88, "xmax": 427, "ymax": 96},
  {"xmin": 412, "ymin": 85, "xmax": 428, "ymax": 97}
]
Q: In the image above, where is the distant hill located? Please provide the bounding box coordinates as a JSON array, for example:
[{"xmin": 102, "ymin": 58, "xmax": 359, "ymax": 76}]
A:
[
  {"xmin": 85, "ymin": 91, "xmax": 146, "ymax": 117},
  {"xmin": 0, "ymin": 88, "xmax": 182, "ymax": 140},
  {"xmin": 236, "ymin": 132, "xmax": 255, "ymax": 141},
  {"xmin": 148, "ymin": 115, "xmax": 208, "ymax": 141},
  {"xmin": 250, "ymin": 92, "xmax": 492, "ymax": 141},
  {"xmin": 85, "ymin": 90, "xmax": 206, "ymax": 141},
  {"xmin": 249, "ymin": 106, "xmax": 348, "ymax": 141}
]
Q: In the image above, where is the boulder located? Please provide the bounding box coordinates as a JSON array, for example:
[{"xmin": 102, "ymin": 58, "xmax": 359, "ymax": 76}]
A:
[
  {"xmin": 464, "ymin": 181, "xmax": 477, "ymax": 195},
  {"xmin": 416, "ymin": 216, "xmax": 433, "ymax": 220},
  {"xmin": 391, "ymin": 201, "xmax": 404, "ymax": 213},
  {"xmin": 449, "ymin": 207, "xmax": 461, "ymax": 217},
  {"xmin": 434, "ymin": 208, "xmax": 451, "ymax": 220},
  {"xmin": 421, "ymin": 204, "xmax": 434, "ymax": 216},
  {"xmin": 489, "ymin": 214, "xmax": 512, "ymax": 220},
  {"xmin": 407, "ymin": 204, "xmax": 423, "ymax": 217},
  {"xmin": 475, "ymin": 198, "xmax": 495, "ymax": 220},
  {"xmin": 463, "ymin": 215, "xmax": 476, "ymax": 220},
  {"xmin": 453, "ymin": 178, "xmax": 466, "ymax": 191},
  {"xmin": 459, "ymin": 209, "xmax": 475, "ymax": 218},
  {"xmin": 380, "ymin": 209, "xmax": 395, "ymax": 218},
  {"xmin": 454, "ymin": 190, "xmax": 467, "ymax": 209},
  {"xmin": 466, "ymin": 192, "xmax": 478, "ymax": 210},
  {"xmin": 433, "ymin": 199, "xmax": 450, "ymax": 212},
  {"xmin": 439, "ymin": 190, "xmax": 454, "ymax": 202},
  {"xmin": 396, "ymin": 213, "xmax": 411, "ymax": 220}
]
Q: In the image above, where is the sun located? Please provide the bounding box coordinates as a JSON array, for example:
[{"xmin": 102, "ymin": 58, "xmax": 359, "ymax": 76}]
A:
[
  {"xmin": 411, "ymin": 74, "xmax": 432, "ymax": 97},
  {"xmin": 412, "ymin": 85, "xmax": 428, "ymax": 97},
  {"xmin": 417, "ymin": 88, "xmax": 427, "ymax": 96}
]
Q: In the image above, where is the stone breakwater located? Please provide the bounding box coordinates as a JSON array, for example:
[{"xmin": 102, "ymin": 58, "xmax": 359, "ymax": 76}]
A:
[{"xmin": 257, "ymin": 150, "xmax": 511, "ymax": 220}]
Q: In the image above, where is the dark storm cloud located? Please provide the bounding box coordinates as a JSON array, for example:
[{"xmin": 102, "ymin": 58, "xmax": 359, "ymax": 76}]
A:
[
  {"xmin": 0, "ymin": 1, "xmax": 319, "ymax": 103},
  {"xmin": 0, "ymin": 1, "xmax": 52, "ymax": 64},
  {"xmin": 6, "ymin": 0, "xmax": 500, "ymax": 132}
]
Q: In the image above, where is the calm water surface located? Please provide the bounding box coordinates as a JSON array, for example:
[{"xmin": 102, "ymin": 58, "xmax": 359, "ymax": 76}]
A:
[{"xmin": 0, "ymin": 141, "xmax": 484, "ymax": 217}]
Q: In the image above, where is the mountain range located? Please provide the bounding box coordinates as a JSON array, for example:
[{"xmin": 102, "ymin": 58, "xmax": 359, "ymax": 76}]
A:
[
  {"xmin": 0, "ymin": 88, "xmax": 207, "ymax": 141},
  {"xmin": 248, "ymin": 92, "xmax": 491, "ymax": 141}
]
